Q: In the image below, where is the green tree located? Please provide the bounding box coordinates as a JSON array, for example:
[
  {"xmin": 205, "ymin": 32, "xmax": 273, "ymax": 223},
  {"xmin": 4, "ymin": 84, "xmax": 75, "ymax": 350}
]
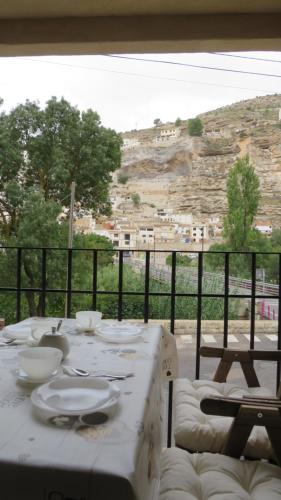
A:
[
  {"xmin": 0, "ymin": 97, "xmax": 122, "ymax": 318},
  {"xmin": 0, "ymin": 97, "xmax": 122, "ymax": 238},
  {"xmin": 175, "ymin": 117, "xmax": 182, "ymax": 126},
  {"xmin": 153, "ymin": 118, "xmax": 161, "ymax": 127},
  {"xmin": 223, "ymin": 155, "xmax": 260, "ymax": 251},
  {"xmin": 271, "ymin": 229, "xmax": 281, "ymax": 249},
  {"xmin": 117, "ymin": 174, "xmax": 129, "ymax": 184},
  {"xmin": 131, "ymin": 193, "xmax": 141, "ymax": 207},
  {"xmin": 187, "ymin": 117, "xmax": 203, "ymax": 136},
  {"xmin": 166, "ymin": 254, "xmax": 191, "ymax": 267}
]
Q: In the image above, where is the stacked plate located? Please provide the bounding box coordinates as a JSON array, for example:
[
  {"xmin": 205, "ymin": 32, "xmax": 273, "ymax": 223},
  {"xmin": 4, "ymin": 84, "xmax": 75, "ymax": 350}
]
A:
[
  {"xmin": 95, "ymin": 322, "xmax": 143, "ymax": 343},
  {"xmin": 31, "ymin": 377, "xmax": 120, "ymax": 418}
]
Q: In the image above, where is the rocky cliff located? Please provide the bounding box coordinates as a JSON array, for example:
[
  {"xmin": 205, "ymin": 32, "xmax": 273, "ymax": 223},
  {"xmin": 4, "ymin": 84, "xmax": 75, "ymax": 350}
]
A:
[{"xmin": 112, "ymin": 94, "xmax": 281, "ymax": 226}]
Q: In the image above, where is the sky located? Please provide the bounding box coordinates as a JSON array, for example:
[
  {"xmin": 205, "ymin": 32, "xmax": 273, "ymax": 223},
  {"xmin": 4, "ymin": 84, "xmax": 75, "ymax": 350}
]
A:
[{"xmin": 0, "ymin": 51, "xmax": 281, "ymax": 132}]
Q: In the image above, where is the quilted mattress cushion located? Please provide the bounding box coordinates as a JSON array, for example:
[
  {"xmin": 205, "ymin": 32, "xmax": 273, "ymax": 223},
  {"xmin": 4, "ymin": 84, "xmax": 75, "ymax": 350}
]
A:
[
  {"xmin": 174, "ymin": 378, "xmax": 274, "ymax": 459},
  {"xmin": 160, "ymin": 448, "xmax": 281, "ymax": 500}
]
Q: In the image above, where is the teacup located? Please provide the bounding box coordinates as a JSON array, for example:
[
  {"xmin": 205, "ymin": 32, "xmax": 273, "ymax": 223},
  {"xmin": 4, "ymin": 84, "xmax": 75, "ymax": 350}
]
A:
[
  {"xmin": 18, "ymin": 347, "xmax": 62, "ymax": 380},
  {"xmin": 76, "ymin": 311, "xmax": 102, "ymax": 332}
]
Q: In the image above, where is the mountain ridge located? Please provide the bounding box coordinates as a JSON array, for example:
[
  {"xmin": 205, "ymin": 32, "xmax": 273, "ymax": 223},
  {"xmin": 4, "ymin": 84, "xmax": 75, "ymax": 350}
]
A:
[{"xmin": 111, "ymin": 94, "xmax": 281, "ymax": 226}]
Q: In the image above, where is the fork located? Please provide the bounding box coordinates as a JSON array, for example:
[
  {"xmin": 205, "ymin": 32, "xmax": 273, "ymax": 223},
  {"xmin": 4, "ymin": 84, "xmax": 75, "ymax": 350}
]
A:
[{"xmin": 0, "ymin": 338, "xmax": 18, "ymax": 345}]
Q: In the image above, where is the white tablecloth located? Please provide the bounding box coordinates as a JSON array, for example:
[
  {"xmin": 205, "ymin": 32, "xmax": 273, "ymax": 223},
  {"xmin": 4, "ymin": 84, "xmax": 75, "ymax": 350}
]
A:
[{"xmin": 0, "ymin": 319, "xmax": 177, "ymax": 500}]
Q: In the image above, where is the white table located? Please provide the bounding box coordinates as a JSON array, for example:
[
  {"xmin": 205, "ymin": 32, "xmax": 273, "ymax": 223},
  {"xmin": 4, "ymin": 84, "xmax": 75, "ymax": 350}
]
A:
[{"xmin": 0, "ymin": 319, "xmax": 174, "ymax": 500}]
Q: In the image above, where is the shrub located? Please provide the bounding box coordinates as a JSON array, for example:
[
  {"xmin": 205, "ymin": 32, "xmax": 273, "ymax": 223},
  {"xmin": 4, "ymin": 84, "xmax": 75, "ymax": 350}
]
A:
[
  {"xmin": 187, "ymin": 117, "xmax": 203, "ymax": 137},
  {"xmin": 117, "ymin": 174, "xmax": 129, "ymax": 184},
  {"xmin": 131, "ymin": 193, "xmax": 141, "ymax": 207}
]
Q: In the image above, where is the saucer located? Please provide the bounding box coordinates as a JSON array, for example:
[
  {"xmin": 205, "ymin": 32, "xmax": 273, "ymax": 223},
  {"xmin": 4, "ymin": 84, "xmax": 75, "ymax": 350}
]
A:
[
  {"xmin": 95, "ymin": 322, "xmax": 143, "ymax": 343},
  {"xmin": 31, "ymin": 376, "xmax": 120, "ymax": 415},
  {"xmin": 76, "ymin": 322, "xmax": 102, "ymax": 334},
  {"xmin": 14, "ymin": 367, "xmax": 62, "ymax": 385}
]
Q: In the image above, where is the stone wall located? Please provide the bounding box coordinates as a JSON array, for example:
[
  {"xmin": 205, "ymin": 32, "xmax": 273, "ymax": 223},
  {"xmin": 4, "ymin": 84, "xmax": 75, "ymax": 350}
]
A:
[{"xmin": 134, "ymin": 319, "xmax": 278, "ymax": 335}]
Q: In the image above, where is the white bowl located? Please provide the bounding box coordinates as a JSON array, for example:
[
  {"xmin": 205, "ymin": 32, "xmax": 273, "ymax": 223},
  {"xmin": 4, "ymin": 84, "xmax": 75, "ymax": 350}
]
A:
[
  {"xmin": 18, "ymin": 347, "xmax": 62, "ymax": 380},
  {"xmin": 75, "ymin": 311, "xmax": 102, "ymax": 331}
]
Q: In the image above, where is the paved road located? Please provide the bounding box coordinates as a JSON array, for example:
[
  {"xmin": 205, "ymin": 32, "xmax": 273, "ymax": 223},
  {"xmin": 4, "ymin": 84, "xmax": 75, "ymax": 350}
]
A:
[{"xmin": 176, "ymin": 333, "xmax": 280, "ymax": 394}]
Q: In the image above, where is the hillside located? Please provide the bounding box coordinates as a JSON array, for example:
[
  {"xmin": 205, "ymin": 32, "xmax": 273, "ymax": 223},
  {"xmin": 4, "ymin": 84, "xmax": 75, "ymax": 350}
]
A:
[{"xmin": 111, "ymin": 94, "xmax": 281, "ymax": 226}]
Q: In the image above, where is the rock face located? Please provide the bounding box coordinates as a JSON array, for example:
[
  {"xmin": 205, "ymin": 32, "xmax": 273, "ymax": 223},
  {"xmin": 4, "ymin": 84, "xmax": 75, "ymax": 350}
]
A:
[{"xmin": 112, "ymin": 95, "xmax": 281, "ymax": 226}]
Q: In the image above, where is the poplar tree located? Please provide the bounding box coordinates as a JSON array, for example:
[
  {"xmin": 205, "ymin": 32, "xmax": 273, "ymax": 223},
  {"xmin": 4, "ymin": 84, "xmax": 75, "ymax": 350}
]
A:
[{"xmin": 223, "ymin": 155, "xmax": 260, "ymax": 251}]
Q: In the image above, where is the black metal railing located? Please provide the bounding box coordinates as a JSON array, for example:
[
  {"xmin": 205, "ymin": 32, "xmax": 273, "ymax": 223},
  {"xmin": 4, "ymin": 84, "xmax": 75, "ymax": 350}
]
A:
[
  {"xmin": 1, "ymin": 245, "xmax": 281, "ymax": 447},
  {"xmin": 0, "ymin": 246, "xmax": 280, "ymax": 383}
]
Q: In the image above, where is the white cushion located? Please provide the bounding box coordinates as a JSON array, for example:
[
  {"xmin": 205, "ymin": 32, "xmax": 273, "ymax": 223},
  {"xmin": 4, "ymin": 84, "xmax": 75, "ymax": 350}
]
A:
[
  {"xmin": 160, "ymin": 448, "xmax": 281, "ymax": 500},
  {"xmin": 175, "ymin": 378, "xmax": 274, "ymax": 459}
]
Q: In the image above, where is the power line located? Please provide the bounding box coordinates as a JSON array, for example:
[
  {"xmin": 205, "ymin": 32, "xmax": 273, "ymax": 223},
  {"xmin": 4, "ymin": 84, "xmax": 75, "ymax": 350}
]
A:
[
  {"xmin": 22, "ymin": 57, "xmax": 271, "ymax": 94},
  {"xmin": 105, "ymin": 54, "xmax": 281, "ymax": 79},
  {"xmin": 211, "ymin": 52, "xmax": 281, "ymax": 64}
]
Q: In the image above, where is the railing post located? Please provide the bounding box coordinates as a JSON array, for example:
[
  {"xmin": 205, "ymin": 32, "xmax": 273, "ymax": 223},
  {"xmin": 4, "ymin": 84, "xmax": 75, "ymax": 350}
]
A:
[
  {"xmin": 223, "ymin": 252, "xmax": 229, "ymax": 348},
  {"xmin": 92, "ymin": 250, "xmax": 98, "ymax": 311},
  {"xmin": 170, "ymin": 251, "xmax": 176, "ymax": 334},
  {"xmin": 277, "ymin": 254, "xmax": 281, "ymax": 392},
  {"xmin": 144, "ymin": 251, "xmax": 150, "ymax": 323},
  {"xmin": 66, "ymin": 248, "xmax": 72, "ymax": 318},
  {"xmin": 250, "ymin": 252, "xmax": 256, "ymax": 349},
  {"xmin": 195, "ymin": 252, "xmax": 203, "ymax": 380},
  {"xmin": 118, "ymin": 250, "xmax": 123, "ymax": 321},
  {"xmin": 167, "ymin": 251, "xmax": 176, "ymax": 449},
  {"xmin": 16, "ymin": 248, "xmax": 22, "ymax": 322},
  {"xmin": 41, "ymin": 248, "xmax": 47, "ymax": 317}
]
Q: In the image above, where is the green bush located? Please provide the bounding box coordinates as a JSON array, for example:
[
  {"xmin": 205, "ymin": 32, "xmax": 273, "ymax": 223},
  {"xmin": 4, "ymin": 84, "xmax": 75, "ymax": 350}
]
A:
[
  {"xmin": 117, "ymin": 174, "xmax": 129, "ymax": 184},
  {"xmin": 131, "ymin": 193, "xmax": 141, "ymax": 207},
  {"xmin": 187, "ymin": 117, "xmax": 203, "ymax": 137},
  {"xmin": 166, "ymin": 254, "xmax": 192, "ymax": 267}
]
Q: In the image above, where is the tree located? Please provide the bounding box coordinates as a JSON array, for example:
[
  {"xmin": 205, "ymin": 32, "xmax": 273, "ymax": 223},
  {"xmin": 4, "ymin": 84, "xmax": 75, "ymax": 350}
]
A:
[
  {"xmin": 153, "ymin": 118, "xmax": 161, "ymax": 127},
  {"xmin": 175, "ymin": 117, "xmax": 182, "ymax": 127},
  {"xmin": 0, "ymin": 97, "xmax": 122, "ymax": 239},
  {"xmin": 271, "ymin": 229, "xmax": 281, "ymax": 249},
  {"xmin": 0, "ymin": 97, "xmax": 122, "ymax": 318},
  {"xmin": 117, "ymin": 174, "xmax": 129, "ymax": 184},
  {"xmin": 187, "ymin": 117, "xmax": 203, "ymax": 136},
  {"xmin": 166, "ymin": 254, "xmax": 191, "ymax": 267},
  {"xmin": 131, "ymin": 193, "xmax": 141, "ymax": 207},
  {"xmin": 223, "ymin": 155, "xmax": 260, "ymax": 251}
]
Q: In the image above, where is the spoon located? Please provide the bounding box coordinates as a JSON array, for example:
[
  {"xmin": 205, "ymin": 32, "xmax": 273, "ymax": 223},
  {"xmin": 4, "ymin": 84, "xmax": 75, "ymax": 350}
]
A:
[
  {"xmin": 70, "ymin": 367, "xmax": 89, "ymax": 377},
  {"xmin": 57, "ymin": 320, "xmax": 63, "ymax": 331},
  {"xmin": 62, "ymin": 366, "xmax": 89, "ymax": 377},
  {"xmin": 62, "ymin": 366, "xmax": 133, "ymax": 379}
]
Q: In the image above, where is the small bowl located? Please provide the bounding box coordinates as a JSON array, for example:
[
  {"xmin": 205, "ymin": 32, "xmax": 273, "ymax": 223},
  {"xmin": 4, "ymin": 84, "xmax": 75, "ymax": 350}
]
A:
[
  {"xmin": 76, "ymin": 311, "xmax": 102, "ymax": 332},
  {"xmin": 18, "ymin": 347, "xmax": 62, "ymax": 380}
]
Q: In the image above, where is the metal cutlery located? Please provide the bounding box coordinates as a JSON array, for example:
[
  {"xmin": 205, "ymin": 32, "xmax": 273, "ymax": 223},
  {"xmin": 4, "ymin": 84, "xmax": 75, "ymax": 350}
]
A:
[
  {"xmin": 62, "ymin": 365, "xmax": 134, "ymax": 380},
  {"xmin": 0, "ymin": 338, "xmax": 19, "ymax": 346},
  {"xmin": 57, "ymin": 319, "xmax": 63, "ymax": 331}
]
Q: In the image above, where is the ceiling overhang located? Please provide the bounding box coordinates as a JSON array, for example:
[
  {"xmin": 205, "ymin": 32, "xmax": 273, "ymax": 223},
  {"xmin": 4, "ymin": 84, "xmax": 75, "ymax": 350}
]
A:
[{"xmin": 0, "ymin": 2, "xmax": 281, "ymax": 56}]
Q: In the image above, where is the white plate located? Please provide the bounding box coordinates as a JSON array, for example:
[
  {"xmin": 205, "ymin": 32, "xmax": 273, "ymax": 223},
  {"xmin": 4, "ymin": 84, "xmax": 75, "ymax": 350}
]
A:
[
  {"xmin": 14, "ymin": 367, "xmax": 62, "ymax": 385},
  {"xmin": 95, "ymin": 322, "xmax": 143, "ymax": 343},
  {"xmin": 3, "ymin": 325, "xmax": 32, "ymax": 340},
  {"xmin": 31, "ymin": 376, "xmax": 120, "ymax": 415}
]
